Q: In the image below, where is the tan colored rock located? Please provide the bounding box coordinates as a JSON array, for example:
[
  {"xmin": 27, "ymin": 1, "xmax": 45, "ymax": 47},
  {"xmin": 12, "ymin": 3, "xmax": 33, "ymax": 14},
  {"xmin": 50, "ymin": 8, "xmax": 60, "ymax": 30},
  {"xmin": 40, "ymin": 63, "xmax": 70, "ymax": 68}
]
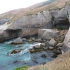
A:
[
  {"xmin": 40, "ymin": 43, "xmax": 46, "ymax": 47},
  {"xmin": 48, "ymin": 46, "xmax": 54, "ymax": 50},
  {"xmin": 56, "ymin": 43, "xmax": 63, "ymax": 47},
  {"xmin": 38, "ymin": 29, "xmax": 59, "ymax": 40},
  {"xmin": 49, "ymin": 38, "xmax": 57, "ymax": 46}
]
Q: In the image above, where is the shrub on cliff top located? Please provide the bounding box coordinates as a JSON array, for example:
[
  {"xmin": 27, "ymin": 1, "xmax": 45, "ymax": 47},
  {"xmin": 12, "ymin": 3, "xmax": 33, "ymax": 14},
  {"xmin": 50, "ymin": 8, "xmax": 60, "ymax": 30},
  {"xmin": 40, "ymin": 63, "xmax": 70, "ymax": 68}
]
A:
[{"xmin": 14, "ymin": 66, "xmax": 28, "ymax": 70}]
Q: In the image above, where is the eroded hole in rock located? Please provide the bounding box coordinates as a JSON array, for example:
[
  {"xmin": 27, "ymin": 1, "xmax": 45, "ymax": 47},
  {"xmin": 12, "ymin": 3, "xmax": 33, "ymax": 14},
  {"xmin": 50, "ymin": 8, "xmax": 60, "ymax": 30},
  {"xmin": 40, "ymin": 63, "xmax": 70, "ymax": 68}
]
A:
[
  {"xmin": 53, "ymin": 18, "xmax": 69, "ymax": 30},
  {"xmin": 6, "ymin": 29, "xmax": 23, "ymax": 38}
]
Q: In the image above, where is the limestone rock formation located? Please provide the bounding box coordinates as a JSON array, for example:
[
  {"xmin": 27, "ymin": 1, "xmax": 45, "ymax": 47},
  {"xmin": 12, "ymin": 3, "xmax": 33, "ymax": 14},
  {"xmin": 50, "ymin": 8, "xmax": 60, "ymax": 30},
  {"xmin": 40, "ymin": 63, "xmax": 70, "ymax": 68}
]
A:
[
  {"xmin": 0, "ymin": 1, "xmax": 70, "ymax": 42},
  {"xmin": 63, "ymin": 28, "xmax": 70, "ymax": 52},
  {"xmin": 38, "ymin": 29, "xmax": 59, "ymax": 39}
]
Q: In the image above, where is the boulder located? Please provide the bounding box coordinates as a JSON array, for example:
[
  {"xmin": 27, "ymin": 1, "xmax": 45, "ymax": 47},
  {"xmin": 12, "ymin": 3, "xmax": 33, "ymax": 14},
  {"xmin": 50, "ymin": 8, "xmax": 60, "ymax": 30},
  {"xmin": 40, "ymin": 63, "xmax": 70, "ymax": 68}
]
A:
[
  {"xmin": 36, "ymin": 38, "xmax": 42, "ymax": 42},
  {"xmin": 29, "ymin": 49, "xmax": 35, "ymax": 53},
  {"xmin": 11, "ymin": 37, "xmax": 23, "ymax": 44},
  {"xmin": 27, "ymin": 39, "xmax": 32, "ymax": 42},
  {"xmin": 38, "ymin": 29, "xmax": 59, "ymax": 40},
  {"xmin": 56, "ymin": 43, "xmax": 63, "ymax": 47},
  {"xmin": 49, "ymin": 38, "xmax": 57, "ymax": 46},
  {"xmin": 33, "ymin": 45, "xmax": 40, "ymax": 49},
  {"xmin": 43, "ymin": 47, "xmax": 48, "ymax": 51},
  {"xmin": 40, "ymin": 43, "xmax": 46, "ymax": 47},
  {"xmin": 41, "ymin": 54, "xmax": 47, "ymax": 58},
  {"xmin": 10, "ymin": 49, "xmax": 22, "ymax": 54},
  {"xmin": 48, "ymin": 46, "xmax": 54, "ymax": 50}
]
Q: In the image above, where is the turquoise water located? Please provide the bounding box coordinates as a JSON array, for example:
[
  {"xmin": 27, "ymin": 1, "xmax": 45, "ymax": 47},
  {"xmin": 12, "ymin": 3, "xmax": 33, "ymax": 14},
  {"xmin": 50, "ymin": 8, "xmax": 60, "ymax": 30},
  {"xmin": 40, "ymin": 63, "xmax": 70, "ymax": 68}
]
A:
[{"xmin": 0, "ymin": 40, "xmax": 54, "ymax": 70}]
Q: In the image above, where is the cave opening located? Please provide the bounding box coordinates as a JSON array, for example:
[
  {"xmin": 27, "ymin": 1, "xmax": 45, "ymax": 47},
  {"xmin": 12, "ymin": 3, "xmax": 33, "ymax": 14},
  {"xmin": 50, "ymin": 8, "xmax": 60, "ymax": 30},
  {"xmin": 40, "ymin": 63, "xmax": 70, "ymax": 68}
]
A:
[
  {"xmin": 6, "ymin": 29, "xmax": 22, "ymax": 39},
  {"xmin": 53, "ymin": 18, "xmax": 69, "ymax": 30}
]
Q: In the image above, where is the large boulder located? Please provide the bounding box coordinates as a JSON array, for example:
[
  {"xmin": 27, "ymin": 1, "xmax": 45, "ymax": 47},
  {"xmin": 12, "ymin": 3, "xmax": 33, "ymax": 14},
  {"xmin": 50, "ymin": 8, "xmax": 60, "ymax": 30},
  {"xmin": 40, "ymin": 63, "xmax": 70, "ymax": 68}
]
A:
[
  {"xmin": 38, "ymin": 29, "xmax": 59, "ymax": 40},
  {"xmin": 11, "ymin": 37, "xmax": 23, "ymax": 44}
]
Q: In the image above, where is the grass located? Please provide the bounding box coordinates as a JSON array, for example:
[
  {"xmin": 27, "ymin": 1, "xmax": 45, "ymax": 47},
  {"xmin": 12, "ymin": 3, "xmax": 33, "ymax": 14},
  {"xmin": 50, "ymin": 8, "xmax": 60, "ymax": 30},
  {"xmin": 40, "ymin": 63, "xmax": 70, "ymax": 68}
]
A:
[
  {"xmin": 7, "ymin": 0, "xmax": 70, "ymax": 24},
  {"xmin": 14, "ymin": 66, "xmax": 28, "ymax": 70},
  {"xmin": 56, "ymin": 26, "xmax": 63, "ymax": 30},
  {"xmin": 52, "ymin": 16, "xmax": 55, "ymax": 21}
]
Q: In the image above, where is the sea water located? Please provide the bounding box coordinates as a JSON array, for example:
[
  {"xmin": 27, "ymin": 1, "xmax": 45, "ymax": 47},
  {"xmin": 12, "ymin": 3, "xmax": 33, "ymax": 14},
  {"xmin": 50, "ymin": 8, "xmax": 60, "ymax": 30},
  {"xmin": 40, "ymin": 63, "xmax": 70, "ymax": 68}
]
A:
[{"xmin": 0, "ymin": 40, "xmax": 54, "ymax": 70}]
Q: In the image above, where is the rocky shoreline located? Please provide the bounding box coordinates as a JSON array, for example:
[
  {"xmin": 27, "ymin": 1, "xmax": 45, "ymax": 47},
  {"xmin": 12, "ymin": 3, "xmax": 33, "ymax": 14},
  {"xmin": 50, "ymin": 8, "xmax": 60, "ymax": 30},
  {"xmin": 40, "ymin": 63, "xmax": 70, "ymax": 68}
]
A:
[{"xmin": 8, "ymin": 29, "xmax": 67, "ymax": 60}]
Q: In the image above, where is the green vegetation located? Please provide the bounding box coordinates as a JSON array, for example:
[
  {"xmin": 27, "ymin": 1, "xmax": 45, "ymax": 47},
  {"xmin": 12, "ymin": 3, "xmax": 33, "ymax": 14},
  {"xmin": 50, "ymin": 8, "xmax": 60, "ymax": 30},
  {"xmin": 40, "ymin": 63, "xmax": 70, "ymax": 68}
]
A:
[
  {"xmin": 56, "ymin": 26, "xmax": 63, "ymax": 30},
  {"xmin": 53, "ymin": 7, "xmax": 60, "ymax": 10},
  {"xmin": 52, "ymin": 16, "xmax": 55, "ymax": 21},
  {"xmin": 14, "ymin": 66, "xmax": 28, "ymax": 70}
]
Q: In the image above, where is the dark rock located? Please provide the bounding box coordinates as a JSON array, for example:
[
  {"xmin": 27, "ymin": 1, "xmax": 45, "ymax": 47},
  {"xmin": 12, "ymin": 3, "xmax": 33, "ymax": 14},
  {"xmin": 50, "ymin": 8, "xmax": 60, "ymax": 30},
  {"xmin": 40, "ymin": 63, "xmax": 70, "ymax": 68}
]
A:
[
  {"xmin": 43, "ymin": 62, "xmax": 46, "ymax": 65},
  {"xmin": 53, "ymin": 50, "xmax": 62, "ymax": 55},
  {"xmin": 43, "ymin": 47, "xmax": 48, "ymax": 51},
  {"xmin": 10, "ymin": 49, "xmax": 22, "ymax": 54},
  {"xmin": 29, "ymin": 49, "xmax": 35, "ymax": 53},
  {"xmin": 41, "ymin": 54, "xmax": 47, "ymax": 58}
]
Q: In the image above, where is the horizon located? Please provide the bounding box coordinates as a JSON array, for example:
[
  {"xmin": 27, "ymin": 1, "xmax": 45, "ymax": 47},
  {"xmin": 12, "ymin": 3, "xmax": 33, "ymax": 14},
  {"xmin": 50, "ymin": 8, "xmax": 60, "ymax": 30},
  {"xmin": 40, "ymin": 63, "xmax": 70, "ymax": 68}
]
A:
[{"xmin": 0, "ymin": 0, "xmax": 48, "ymax": 14}]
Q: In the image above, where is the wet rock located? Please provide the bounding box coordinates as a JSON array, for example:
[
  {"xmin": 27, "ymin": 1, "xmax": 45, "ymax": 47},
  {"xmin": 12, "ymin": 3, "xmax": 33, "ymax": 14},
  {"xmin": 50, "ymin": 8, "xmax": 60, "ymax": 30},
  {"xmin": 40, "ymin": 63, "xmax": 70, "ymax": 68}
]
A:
[
  {"xmin": 53, "ymin": 50, "xmax": 62, "ymax": 55},
  {"xmin": 13, "ymin": 60, "xmax": 19, "ymax": 63},
  {"xmin": 29, "ymin": 49, "xmax": 35, "ymax": 53},
  {"xmin": 11, "ymin": 37, "xmax": 23, "ymax": 45},
  {"xmin": 33, "ymin": 45, "xmax": 40, "ymax": 49},
  {"xmin": 49, "ymin": 38, "xmax": 57, "ymax": 46},
  {"xmin": 30, "ymin": 45, "xmax": 44, "ymax": 53},
  {"xmin": 10, "ymin": 49, "xmax": 22, "ymax": 54},
  {"xmin": 43, "ymin": 47, "xmax": 48, "ymax": 51},
  {"xmin": 41, "ymin": 54, "xmax": 47, "ymax": 58},
  {"xmin": 52, "ymin": 54, "xmax": 58, "ymax": 58}
]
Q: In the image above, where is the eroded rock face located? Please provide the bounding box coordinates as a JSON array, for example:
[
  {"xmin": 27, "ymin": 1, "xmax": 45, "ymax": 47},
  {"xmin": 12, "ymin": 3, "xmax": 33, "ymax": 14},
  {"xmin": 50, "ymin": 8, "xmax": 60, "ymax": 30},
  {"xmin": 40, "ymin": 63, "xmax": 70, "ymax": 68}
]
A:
[
  {"xmin": 62, "ymin": 28, "xmax": 70, "ymax": 53},
  {"xmin": 5, "ymin": 11, "xmax": 52, "ymax": 37},
  {"xmin": 0, "ymin": 6, "xmax": 70, "ymax": 43}
]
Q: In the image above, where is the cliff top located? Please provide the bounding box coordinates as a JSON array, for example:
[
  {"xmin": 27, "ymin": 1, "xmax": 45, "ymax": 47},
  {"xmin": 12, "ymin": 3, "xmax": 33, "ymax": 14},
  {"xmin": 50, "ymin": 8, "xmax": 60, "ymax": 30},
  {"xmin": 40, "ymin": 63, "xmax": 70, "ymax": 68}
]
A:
[{"xmin": 6, "ymin": 0, "xmax": 70, "ymax": 24}]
